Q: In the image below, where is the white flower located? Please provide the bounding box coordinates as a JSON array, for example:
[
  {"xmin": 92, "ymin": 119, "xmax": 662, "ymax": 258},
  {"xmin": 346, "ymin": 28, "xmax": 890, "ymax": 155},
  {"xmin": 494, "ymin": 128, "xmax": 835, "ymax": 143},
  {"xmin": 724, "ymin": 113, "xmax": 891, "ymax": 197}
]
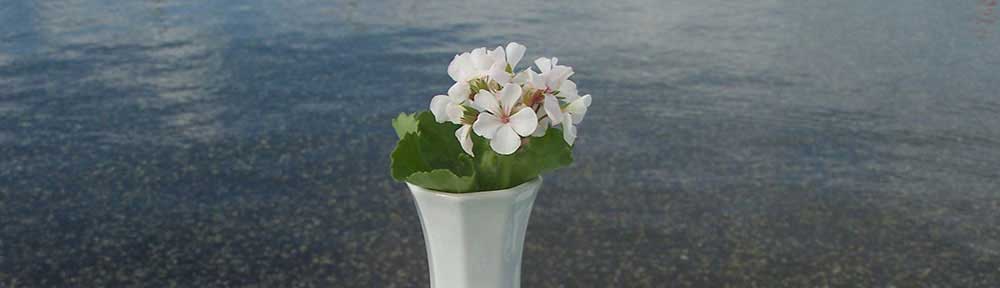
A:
[
  {"xmin": 559, "ymin": 80, "xmax": 579, "ymax": 99},
  {"xmin": 559, "ymin": 94, "xmax": 591, "ymax": 145},
  {"xmin": 530, "ymin": 71, "xmax": 590, "ymax": 145},
  {"xmin": 448, "ymin": 42, "xmax": 526, "ymax": 85},
  {"xmin": 530, "ymin": 57, "xmax": 574, "ymax": 91},
  {"xmin": 527, "ymin": 57, "xmax": 574, "ymax": 125},
  {"xmin": 455, "ymin": 124, "xmax": 474, "ymax": 156},
  {"xmin": 472, "ymin": 85, "xmax": 537, "ymax": 155},
  {"xmin": 430, "ymin": 81, "xmax": 471, "ymax": 124},
  {"xmin": 504, "ymin": 42, "xmax": 527, "ymax": 70},
  {"xmin": 542, "ymin": 91, "xmax": 563, "ymax": 125},
  {"xmin": 487, "ymin": 43, "xmax": 526, "ymax": 84},
  {"xmin": 558, "ymin": 80, "xmax": 589, "ymax": 123},
  {"xmin": 431, "ymin": 82, "xmax": 478, "ymax": 156},
  {"xmin": 434, "ymin": 42, "xmax": 590, "ymax": 154},
  {"xmin": 531, "ymin": 116, "xmax": 551, "ymax": 137},
  {"xmin": 447, "ymin": 48, "xmax": 485, "ymax": 83}
]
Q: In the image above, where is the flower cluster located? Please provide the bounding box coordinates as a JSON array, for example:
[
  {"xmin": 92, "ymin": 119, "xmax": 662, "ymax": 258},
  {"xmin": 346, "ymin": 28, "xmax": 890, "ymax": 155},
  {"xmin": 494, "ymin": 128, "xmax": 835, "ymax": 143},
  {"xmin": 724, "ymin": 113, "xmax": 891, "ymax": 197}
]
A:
[{"xmin": 430, "ymin": 42, "xmax": 592, "ymax": 156}]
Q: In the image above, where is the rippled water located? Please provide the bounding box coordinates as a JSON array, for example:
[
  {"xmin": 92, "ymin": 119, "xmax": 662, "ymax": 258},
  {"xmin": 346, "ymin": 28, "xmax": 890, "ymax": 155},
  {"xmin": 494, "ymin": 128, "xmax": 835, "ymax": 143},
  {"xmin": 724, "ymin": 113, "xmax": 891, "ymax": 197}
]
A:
[{"xmin": 2, "ymin": 0, "xmax": 999, "ymax": 286}]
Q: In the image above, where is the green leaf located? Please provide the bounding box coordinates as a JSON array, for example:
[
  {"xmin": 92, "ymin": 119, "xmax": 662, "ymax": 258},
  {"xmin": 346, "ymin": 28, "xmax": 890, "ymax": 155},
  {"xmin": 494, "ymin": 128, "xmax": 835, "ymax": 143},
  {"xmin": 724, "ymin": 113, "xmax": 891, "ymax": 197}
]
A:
[
  {"xmin": 413, "ymin": 112, "xmax": 465, "ymax": 169},
  {"xmin": 391, "ymin": 112, "xmax": 419, "ymax": 139},
  {"xmin": 390, "ymin": 132, "xmax": 431, "ymax": 181},
  {"xmin": 405, "ymin": 154, "xmax": 477, "ymax": 192},
  {"xmin": 389, "ymin": 112, "xmax": 478, "ymax": 191},
  {"xmin": 390, "ymin": 110, "xmax": 574, "ymax": 193},
  {"xmin": 470, "ymin": 127, "xmax": 573, "ymax": 191},
  {"xmin": 508, "ymin": 128, "xmax": 574, "ymax": 181},
  {"xmin": 407, "ymin": 169, "xmax": 476, "ymax": 193}
]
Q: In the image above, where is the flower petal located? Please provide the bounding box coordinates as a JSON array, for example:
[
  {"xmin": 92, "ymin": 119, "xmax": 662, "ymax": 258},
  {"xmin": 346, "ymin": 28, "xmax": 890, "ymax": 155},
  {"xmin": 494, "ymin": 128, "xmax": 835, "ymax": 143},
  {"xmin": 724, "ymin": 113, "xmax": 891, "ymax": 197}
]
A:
[
  {"xmin": 473, "ymin": 90, "xmax": 501, "ymax": 115},
  {"xmin": 512, "ymin": 70, "xmax": 530, "ymax": 84},
  {"xmin": 560, "ymin": 80, "xmax": 579, "ymax": 100},
  {"xmin": 562, "ymin": 114, "xmax": 577, "ymax": 146},
  {"xmin": 456, "ymin": 125, "xmax": 474, "ymax": 156},
  {"xmin": 527, "ymin": 69, "xmax": 546, "ymax": 90},
  {"xmin": 531, "ymin": 117, "xmax": 550, "ymax": 137},
  {"xmin": 446, "ymin": 103, "xmax": 465, "ymax": 125},
  {"xmin": 509, "ymin": 108, "xmax": 538, "ymax": 136},
  {"xmin": 505, "ymin": 42, "xmax": 526, "ymax": 69},
  {"xmin": 566, "ymin": 95, "xmax": 591, "ymax": 124},
  {"xmin": 472, "ymin": 112, "xmax": 503, "ymax": 139},
  {"xmin": 471, "ymin": 47, "xmax": 491, "ymax": 71},
  {"xmin": 543, "ymin": 94, "xmax": 564, "ymax": 125},
  {"xmin": 488, "ymin": 61, "xmax": 511, "ymax": 84},
  {"xmin": 491, "ymin": 125, "xmax": 522, "ymax": 155},
  {"xmin": 547, "ymin": 66, "xmax": 574, "ymax": 90},
  {"xmin": 448, "ymin": 82, "xmax": 470, "ymax": 103},
  {"xmin": 448, "ymin": 53, "xmax": 470, "ymax": 82},
  {"xmin": 499, "ymin": 84, "xmax": 522, "ymax": 115},
  {"xmin": 534, "ymin": 57, "xmax": 552, "ymax": 74},
  {"xmin": 489, "ymin": 46, "xmax": 506, "ymax": 64},
  {"xmin": 447, "ymin": 54, "xmax": 461, "ymax": 82},
  {"xmin": 430, "ymin": 95, "xmax": 451, "ymax": 123}
]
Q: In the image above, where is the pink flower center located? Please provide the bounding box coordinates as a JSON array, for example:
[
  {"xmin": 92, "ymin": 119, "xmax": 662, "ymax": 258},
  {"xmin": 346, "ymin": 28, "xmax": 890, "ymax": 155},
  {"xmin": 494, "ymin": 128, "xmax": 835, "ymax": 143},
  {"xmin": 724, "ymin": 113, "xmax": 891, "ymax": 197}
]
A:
[{"xmin": 500, "ymin": 115, "xmax": 510, "ymax": 124}]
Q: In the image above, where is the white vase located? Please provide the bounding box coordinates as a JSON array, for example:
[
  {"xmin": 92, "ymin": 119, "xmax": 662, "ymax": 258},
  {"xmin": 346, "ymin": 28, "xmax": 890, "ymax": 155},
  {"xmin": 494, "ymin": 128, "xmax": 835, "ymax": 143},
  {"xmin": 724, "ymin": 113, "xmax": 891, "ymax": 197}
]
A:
[{"xmin": 406, "ymin": 177, "xmax": 542, "ymax": 288}]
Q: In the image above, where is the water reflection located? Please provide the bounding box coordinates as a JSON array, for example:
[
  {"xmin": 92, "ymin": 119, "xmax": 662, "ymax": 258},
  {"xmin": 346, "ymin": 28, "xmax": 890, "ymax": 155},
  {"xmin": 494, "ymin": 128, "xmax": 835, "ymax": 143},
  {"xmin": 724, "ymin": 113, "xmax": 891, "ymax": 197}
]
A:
[{"xmin": 0, "ymin": 0, "xmax": 998, "ymax": 286}]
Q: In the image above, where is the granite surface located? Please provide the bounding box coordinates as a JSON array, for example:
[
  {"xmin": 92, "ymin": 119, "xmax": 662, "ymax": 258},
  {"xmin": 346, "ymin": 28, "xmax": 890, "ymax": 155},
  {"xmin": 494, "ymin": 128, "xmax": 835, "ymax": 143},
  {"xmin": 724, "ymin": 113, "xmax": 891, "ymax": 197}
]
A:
[{"xmin": 2, "ymin": 0, "xmax": 999, "ymax": 287}]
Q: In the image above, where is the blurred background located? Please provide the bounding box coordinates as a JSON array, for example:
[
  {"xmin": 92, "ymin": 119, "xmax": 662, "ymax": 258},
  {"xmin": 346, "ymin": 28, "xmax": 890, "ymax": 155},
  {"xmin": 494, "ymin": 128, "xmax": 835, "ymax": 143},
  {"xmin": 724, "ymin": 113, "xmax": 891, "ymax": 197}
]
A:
[{"xmin": 1, "ymin": 0, "xmax": 999, "ymax": 286}]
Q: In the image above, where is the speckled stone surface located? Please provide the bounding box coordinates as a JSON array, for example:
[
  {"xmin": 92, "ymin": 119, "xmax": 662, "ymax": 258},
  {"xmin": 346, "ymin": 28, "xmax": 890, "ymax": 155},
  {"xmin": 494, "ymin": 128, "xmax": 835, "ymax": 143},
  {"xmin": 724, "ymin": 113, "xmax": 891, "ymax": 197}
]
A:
[{"xmin": 2, "ymin": 0, "xmax": 1000, "ymax": 287}]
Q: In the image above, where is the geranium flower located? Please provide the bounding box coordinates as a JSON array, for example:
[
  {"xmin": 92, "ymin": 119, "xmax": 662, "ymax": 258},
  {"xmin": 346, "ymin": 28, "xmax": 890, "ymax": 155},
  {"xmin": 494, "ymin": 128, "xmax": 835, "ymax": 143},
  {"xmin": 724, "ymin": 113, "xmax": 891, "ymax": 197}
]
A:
[
  {"xmin": 486, "ymin": 42, "xmax": 526, "ymax": 84},
  {"xmin": 447, "ymin": 48, "xmax": 485, "ymax": 84},
  {"xmin": 504, "ymin": 42, "xmax": 527, "ymax": 69},
  {"xmin": 558, "ymin": 93, "xmax": 592, "ymax": 145},
  {"xmin": 555, "ymin": 80, "xmax": 589, "ymax": 123},
  {"xmin": 430, "ymin": 81, "xmax": 471, "ymax": 124},
  {"xmin": 431, "ymin": 43, "xmax": 589, "ymax": 154},
  {"xmin": 532, "ymin": 57, "xmax": 574, "ymax": 90},
  {"xmin": 448, "ymin": 43, "xmax": 526, "ymax": 85},
  {"xmin": 472, "ymin": 85, "xmax": 538, "ymax": 155},
  {"xmin": 526, "ymin": 57, "xmax": 574, "ymax": 125},
  {"xmin": 530, "ymin": 75, "xmax": 590, "ymax": 145},
  {"xmin": 531, "ymin": 115, "xmax": 551, "ymax": 137},
  {"xmin": 455, "ymin": 123, "xmax": 475, "ymax": 156},
  {"xmin": 395, "ymin": 42, "xmax": 593, "ymax": 193}
]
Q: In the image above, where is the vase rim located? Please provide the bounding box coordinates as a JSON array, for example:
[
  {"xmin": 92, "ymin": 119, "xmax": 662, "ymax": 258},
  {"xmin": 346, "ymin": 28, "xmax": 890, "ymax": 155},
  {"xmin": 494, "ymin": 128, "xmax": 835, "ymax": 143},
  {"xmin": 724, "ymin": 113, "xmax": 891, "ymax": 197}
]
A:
[{"xmin": 406, "ymin": 177, "xmax": 542, "ymax": 199}]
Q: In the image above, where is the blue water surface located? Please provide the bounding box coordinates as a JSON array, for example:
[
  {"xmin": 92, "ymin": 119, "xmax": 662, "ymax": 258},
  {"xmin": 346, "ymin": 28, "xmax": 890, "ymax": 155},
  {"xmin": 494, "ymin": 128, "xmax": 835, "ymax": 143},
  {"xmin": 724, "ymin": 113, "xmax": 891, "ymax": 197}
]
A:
[{"xmin": 1, "ymin": 0, "xmax": 999, "ymax": 286}]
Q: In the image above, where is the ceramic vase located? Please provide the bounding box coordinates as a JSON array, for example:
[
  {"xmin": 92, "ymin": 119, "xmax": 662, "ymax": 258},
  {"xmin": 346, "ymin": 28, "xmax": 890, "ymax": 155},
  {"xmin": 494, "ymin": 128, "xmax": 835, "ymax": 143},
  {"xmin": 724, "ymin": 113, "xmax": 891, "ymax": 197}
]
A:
[{"xmin": 406, "ymin": 177, "xmax": 541, "ymax": 288}]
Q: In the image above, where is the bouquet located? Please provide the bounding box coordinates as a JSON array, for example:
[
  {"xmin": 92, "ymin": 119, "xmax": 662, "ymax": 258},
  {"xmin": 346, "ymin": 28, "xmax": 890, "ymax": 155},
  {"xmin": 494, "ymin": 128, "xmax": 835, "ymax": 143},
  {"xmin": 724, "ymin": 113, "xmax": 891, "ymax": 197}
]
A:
[{"xmin": 390, "ymin": 42, "xmax": 592, "ymax": 193}]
